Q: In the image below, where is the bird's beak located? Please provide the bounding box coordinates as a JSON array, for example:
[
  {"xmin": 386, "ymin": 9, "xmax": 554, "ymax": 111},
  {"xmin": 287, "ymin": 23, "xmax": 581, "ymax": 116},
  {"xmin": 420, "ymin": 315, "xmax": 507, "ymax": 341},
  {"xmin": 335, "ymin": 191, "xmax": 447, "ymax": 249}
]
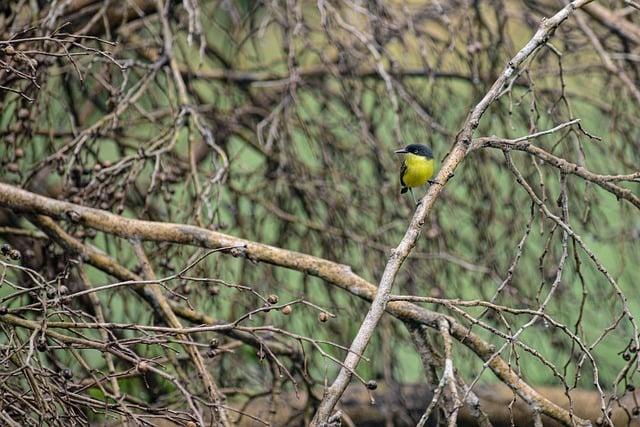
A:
[{"xmin": 394, "ymin": 148, "xmax": 408, "ymax": 154}]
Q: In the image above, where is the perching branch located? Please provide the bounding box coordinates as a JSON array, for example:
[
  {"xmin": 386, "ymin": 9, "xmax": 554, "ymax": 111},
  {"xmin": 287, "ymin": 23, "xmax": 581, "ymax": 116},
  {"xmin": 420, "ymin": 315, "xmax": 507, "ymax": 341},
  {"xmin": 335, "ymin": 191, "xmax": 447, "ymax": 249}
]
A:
[
  {"xmin": 311, "ymin": 0, "xmax": 595, "ymax": 423},
  {"xmin": 0, "ymin": 182, "xmax": 591, "ymax": 426}
]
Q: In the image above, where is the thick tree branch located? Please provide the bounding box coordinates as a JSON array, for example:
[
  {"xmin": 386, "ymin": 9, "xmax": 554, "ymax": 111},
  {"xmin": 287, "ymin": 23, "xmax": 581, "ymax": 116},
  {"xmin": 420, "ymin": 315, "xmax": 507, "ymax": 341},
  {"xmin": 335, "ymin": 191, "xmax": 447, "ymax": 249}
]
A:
[
  {"xmin": 27, "ymin": 214, "xmax": 300, "ymax": 359},
  {"xmin": 0, "ymin": 182, "xmax": 589, "ymax": 426},
  {"xmin": 311, "ymin": 0, "xmax": 594, "ymax": 423}
]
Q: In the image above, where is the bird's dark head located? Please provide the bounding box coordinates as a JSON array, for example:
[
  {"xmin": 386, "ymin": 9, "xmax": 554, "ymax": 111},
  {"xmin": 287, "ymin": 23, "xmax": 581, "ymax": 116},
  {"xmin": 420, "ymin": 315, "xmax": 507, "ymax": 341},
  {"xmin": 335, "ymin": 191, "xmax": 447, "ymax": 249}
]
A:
[{"xmin": 394, "ymin": 144, "xmax": 433, "ymax": 158}]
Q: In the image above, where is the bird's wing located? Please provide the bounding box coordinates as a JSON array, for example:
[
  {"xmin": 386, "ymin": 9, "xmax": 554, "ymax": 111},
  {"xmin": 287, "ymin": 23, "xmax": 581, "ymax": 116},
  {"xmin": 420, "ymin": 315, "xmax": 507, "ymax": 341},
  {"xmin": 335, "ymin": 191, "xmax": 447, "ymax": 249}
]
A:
[
  {"xmin": 399, "ymin": 161, "xmax": 408, "ymax": 193},
  {"xmin": 399, "ymin": 161, "xmax": 407, "ymax": 187}
]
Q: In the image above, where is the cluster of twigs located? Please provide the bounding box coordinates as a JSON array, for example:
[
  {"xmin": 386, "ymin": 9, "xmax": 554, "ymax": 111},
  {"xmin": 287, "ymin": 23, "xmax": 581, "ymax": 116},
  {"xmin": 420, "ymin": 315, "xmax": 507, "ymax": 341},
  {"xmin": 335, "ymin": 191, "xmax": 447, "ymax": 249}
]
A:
[{"xmin": 0, "ymin": 0, "xmax": 639, "ymax": 426}]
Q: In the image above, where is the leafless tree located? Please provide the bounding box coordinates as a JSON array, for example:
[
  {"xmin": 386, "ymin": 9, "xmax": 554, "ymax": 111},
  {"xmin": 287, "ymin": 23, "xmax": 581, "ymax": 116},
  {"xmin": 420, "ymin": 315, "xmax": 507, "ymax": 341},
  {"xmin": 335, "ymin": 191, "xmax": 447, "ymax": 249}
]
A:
[{"xmin": 0, "ymin": 0, "xmax": 639, "ymax": 426}]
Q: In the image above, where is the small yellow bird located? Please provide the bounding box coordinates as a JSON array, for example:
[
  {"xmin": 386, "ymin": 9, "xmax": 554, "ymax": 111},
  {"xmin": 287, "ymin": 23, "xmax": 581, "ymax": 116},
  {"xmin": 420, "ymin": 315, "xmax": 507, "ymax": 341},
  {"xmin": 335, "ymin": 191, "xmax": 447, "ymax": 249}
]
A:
[{"xmin": 395, "ymin": 144, "xmax": 435, "ymax": 204}]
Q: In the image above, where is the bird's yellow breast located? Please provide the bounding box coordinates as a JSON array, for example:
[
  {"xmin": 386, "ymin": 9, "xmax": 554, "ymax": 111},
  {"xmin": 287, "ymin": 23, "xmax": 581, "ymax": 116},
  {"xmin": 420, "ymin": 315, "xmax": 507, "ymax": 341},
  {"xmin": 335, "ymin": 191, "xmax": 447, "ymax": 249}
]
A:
[{"xmin": 402, "ymin": 153, "xmax": 434, "ymax": 188}]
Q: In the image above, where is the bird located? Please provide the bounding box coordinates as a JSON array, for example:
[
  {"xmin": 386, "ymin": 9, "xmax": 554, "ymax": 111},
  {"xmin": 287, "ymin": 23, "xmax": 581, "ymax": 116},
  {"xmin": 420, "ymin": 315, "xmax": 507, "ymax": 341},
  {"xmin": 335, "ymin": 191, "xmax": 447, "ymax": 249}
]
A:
[{"xmin": 395, "ymin": 143, "xmax": 436, "ymax": 205}]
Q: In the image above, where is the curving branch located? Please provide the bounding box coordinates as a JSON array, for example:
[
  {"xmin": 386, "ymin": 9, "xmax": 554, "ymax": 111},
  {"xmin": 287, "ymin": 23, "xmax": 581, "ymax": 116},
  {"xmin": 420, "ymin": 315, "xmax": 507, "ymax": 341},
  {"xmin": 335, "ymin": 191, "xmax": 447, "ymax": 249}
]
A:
[
  {"xmin": 472, "ymin": 125, "xmax": 640, "ymax": 209},
  {"xmin": 311, "ymin": 0, "xmax": 595, "ymax": 423},
  {"xmin": 0, "ymin": 182, "xmax": 590, "ymax": 426},
  {"xmin": 27, "ymin": 214, "xmax": 301, "ymax": 359}
]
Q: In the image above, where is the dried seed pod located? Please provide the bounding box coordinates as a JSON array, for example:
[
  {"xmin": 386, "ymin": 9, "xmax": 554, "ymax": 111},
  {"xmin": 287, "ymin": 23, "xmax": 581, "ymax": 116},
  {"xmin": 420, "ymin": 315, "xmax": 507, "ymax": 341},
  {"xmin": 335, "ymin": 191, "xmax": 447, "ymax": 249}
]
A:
[
  {"xmin": 318, "ymin": 312, "xmax": 329, "ymax": 323},
  {"xmin": 8, "ymin": 249, "xmax": 21, "ymax": 261},
  {"xmin": 17, "ymin": 108, "xmax": 30, "ymax": 119},
  {"xmin": 1, "ymin": 244, "xmax": 10, "ymax": 256},
  {"xmin": 366, "ymin": 380, "xmax": 378, "ymax": 390},
  {"xmin": 62, "ymin": 369, "xmax": 73, "ymax": 380},
  {"xmin": 281, "ymin": 305, "xmax": 292, "ymax": 315},
  {"xmin": 267, "ymin": 294, "xmax": 279, "ymax": 304}
]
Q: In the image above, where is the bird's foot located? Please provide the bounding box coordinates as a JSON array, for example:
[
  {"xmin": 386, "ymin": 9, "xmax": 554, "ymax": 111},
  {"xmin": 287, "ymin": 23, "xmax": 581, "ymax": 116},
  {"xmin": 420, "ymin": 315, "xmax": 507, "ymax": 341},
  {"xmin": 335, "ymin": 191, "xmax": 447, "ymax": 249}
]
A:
[{"xmin": 428, "ymin": 179, "xmax": 443, "ymax": 186}]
